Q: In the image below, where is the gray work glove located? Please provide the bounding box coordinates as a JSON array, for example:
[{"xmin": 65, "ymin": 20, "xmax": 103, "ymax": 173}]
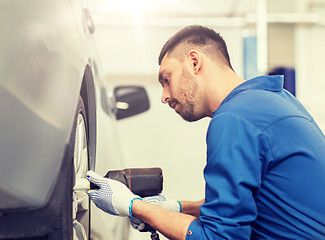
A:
[
  {"xmin": 129, "ymin": 194, "xmax": 181, "ymax": 230},
  {"xmin": 87, "ymin": 171, "xmax": 141, "ymax": 217}
]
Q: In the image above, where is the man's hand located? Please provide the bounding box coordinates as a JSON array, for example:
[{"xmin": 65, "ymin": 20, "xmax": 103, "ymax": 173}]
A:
[
  {"xmin": 131, "ymin": 199, "xmax": 196, "ymax": 240},
  {"xmin": 86, "ymin": 171, "xmax": 141, "ymax": 217},
  {"xmin": 144, "ymin": 194, "xmax": 181, "ymax": 213},
  {"xmin": 129, "ymin": 194, "xmax": 181, "ymax": 230}
]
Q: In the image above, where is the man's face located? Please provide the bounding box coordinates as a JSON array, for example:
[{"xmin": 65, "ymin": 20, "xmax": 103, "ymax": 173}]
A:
[{"xmin": 158, "ymin": 55, "xmax": 204, "ymax": 122}]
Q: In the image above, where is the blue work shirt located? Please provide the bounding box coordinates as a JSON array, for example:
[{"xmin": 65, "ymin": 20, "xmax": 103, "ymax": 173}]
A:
[{"xmin": 187, "ymin": 75, "xmax": 325, "ymax": 240}]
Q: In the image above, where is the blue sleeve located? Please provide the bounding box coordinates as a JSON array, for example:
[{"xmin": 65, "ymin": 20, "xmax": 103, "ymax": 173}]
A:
[{"xmin": 187, "ymin": 113, "xmax": 266, "ymax": 240}]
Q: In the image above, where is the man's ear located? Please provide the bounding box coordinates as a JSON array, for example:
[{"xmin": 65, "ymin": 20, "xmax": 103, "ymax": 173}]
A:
[{"xmin": 188, "ymin": 50, "xmax": 201, "ymax": 74}]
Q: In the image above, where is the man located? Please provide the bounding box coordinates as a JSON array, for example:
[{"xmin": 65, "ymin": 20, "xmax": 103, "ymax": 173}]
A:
[{"xmin": 87, "ymin": 25, "xmax": 325, "ymax": 239}]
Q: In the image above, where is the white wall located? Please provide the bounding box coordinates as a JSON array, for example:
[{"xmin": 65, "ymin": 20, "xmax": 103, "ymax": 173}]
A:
[
  {"xmin": 295, "ymin": 25, "xmax": 325, "ymax": 132},
  {"xmin": 294, "ymin": 0, "xmax": 325, "ymax": 132},
  {"xmin": 94, "ymin": 26, "xmax": 244, "ymax": 76}
]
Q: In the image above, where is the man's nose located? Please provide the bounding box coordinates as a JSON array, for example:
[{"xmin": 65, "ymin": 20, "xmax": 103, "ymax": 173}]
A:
[{"xmin": 161, "ymin": 87, "xmax": 170, "ymax": 104}]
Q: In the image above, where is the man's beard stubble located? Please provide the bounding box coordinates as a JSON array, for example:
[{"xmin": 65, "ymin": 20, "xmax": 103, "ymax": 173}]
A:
[{"xmin": 176, "ymin": 69, "xmax": 203, "ymax": 122}]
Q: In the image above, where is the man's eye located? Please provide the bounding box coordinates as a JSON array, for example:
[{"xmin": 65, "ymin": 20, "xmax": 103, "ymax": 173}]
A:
[{"xmin": 164, "ymin": 77, "xmax": 169, "ymax": 84}]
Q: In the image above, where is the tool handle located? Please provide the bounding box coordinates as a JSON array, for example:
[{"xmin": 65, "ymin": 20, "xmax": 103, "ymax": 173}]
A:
[{"xmin": 104, "ymin": 168, "xmax": 163, "ymax": 197}]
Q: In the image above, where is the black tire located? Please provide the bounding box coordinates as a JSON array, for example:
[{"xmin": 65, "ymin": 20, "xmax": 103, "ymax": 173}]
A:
[{"xmin": 47, "ymin": 96, "xmax": 90, "ymax": 240}]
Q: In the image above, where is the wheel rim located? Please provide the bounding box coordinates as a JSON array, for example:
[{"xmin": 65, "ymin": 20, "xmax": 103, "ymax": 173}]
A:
[{"xmin": 73, "ymin": 113, "xmax": 89, "ymax": 240}]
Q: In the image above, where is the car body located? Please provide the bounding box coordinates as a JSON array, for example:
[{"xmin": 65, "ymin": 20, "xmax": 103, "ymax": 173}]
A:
[{"xmin": 0, "ymin": 0, "xmax": 149, "ymax": 239}]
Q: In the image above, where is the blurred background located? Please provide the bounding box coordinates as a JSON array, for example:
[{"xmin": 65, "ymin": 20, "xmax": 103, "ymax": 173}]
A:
[{"xmin": 87, "ymin": 0, "xmax": 325, "ymax": 239}]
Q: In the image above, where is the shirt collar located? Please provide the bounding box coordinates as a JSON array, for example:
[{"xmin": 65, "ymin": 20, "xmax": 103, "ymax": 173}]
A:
[{"xmin": 219, "ymin": 75, "xmax": 284, "ymax": 107}]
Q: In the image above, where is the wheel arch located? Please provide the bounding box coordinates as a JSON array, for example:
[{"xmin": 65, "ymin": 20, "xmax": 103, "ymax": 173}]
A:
[{"xmin": 79, "ymin": 64, "xmax": 96, "ymax": 171}]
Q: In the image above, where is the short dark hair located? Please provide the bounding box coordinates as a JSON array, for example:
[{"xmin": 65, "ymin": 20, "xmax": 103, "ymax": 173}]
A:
[{"xmin": 158, "ymin": 25, "xmax": 233, "ymax": 70}]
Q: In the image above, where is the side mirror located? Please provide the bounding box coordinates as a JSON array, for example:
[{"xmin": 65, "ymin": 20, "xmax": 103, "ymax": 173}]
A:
[{"xmin": 114, "ymin": 86, "xmax": 150, "ymax": 120}]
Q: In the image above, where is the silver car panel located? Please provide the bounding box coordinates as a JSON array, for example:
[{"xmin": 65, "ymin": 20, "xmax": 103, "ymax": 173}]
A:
[{"xmin": 0, "ymin": 0, "xmax": 90, "ymax": 210}]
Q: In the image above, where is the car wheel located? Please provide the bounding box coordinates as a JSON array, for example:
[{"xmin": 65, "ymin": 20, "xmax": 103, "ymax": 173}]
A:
[
  {"xmin": 72, "ymin": 96, "xmax": 90, "ymax": 240},
  {"xmin": 47, "ymin": 96, "xmax": 90, "ymax": 240}
]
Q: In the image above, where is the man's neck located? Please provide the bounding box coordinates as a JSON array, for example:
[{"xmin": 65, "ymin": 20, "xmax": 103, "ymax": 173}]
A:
[{"xmin": 205, "ymin": 67, "xmax": 244, "ymax": 115}]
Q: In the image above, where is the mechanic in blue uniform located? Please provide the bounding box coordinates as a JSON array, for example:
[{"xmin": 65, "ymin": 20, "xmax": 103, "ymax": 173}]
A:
[{"xmin": 86, "ymin": 25, "xmax": 325, "ymax": 239}]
